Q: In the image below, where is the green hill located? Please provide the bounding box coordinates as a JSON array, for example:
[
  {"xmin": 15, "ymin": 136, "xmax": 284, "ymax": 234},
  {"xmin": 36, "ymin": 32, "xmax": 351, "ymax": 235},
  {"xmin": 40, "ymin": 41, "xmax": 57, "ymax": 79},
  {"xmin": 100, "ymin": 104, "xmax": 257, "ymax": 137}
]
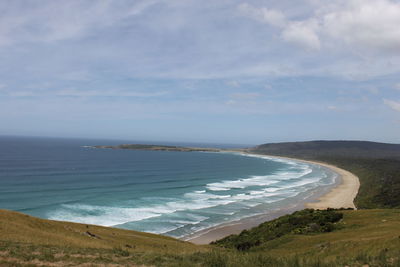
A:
[{"xmin": 251, "ymin": 140, "xmax": 400, "ymax": 159}]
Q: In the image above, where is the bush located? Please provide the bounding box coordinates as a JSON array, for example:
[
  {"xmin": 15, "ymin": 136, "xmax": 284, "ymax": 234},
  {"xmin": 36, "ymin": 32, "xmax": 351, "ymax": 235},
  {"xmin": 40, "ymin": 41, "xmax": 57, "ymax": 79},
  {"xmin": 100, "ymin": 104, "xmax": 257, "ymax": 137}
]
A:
[{"xmin": 212, "ymin": 209, "xmax": 343, "ymax": 251}]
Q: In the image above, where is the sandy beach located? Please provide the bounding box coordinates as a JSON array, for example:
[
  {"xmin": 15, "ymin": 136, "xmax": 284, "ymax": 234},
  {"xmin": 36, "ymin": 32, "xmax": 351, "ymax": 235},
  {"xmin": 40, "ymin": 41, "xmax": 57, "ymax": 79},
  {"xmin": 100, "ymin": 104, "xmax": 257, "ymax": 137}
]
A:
[{"xmin": 186, "ymin": 153, "xmax": 360, "ymax": 245}]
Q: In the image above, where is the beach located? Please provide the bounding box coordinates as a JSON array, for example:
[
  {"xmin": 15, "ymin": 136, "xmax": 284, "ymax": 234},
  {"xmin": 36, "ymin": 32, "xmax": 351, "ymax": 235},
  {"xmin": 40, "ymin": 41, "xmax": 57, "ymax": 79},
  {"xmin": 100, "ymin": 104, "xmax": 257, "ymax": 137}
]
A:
[
  {"xmin": 262, "ymin": 155, "xmax": 360, "ymax": 210},
  {"xmin": 186, "ymin": 154, "xmax": 360, "ymax": 244}
]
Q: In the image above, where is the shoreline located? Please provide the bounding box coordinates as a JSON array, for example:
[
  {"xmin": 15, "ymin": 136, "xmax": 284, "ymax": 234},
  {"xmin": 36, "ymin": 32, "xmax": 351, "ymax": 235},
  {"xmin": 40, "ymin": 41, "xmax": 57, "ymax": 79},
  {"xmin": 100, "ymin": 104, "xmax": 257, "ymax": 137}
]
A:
[{"xmin": 184, "ymin": 153, "xmax": 360, "ymax": 245}]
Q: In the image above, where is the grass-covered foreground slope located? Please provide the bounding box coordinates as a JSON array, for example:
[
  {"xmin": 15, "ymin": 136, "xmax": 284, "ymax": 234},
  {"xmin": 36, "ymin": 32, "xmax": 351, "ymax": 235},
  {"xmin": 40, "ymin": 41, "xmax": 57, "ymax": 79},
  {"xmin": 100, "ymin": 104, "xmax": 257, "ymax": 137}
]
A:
[
  {"xmin": 0, "ymin": 209, "xmax": 207, "ymax": 266},
  {"xmin": 250, "ymin": 140, "xmax": 400, "ymax": 209},
  {"xmin": 210, "ymin": 209, "xmax": 400, "ymax": 267},
  {"xmin": 1, "ymin": 209, "xmax": 400, "ymax": 266}
]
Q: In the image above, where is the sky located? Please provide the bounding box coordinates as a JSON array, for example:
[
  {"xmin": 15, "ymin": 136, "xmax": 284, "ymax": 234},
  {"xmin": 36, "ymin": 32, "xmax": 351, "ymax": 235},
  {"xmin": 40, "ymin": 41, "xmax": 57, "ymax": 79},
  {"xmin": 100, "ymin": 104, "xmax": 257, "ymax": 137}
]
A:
[{"xmin": 0, "ymin": 0, "xmax": 400, "ymax": 145}]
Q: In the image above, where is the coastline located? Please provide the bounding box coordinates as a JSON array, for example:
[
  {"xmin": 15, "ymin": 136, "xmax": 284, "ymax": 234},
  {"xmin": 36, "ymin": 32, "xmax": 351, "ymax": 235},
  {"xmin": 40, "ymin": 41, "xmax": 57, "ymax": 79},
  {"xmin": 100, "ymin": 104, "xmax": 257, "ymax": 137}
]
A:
[{"xmin": 185, "ymin": 153, "xmax": 360, "ymax": 245}]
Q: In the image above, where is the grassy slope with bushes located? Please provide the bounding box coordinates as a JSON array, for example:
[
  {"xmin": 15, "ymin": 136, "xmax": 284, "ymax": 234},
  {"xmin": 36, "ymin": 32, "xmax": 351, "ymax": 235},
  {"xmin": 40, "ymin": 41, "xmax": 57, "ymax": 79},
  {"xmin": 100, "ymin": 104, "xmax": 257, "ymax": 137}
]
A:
[{"xmin": 1, "ymin": 209, "xmax": 400, "ymax": 266}]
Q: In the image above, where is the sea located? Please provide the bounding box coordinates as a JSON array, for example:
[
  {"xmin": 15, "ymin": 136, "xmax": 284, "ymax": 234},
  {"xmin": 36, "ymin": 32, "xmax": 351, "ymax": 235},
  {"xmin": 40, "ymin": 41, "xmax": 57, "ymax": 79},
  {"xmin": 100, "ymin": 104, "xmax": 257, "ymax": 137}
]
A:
[{"xmin": 0, "ymin": 136, "xmax": 338, "ymax": 239}]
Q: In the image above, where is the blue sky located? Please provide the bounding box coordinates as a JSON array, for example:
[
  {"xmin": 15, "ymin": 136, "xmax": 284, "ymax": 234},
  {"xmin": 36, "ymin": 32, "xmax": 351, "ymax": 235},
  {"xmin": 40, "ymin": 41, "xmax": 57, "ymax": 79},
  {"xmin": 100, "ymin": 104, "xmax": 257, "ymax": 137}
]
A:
[{"xmin": 0, "ymin": 0, "xmax": 400, "ymax": 144}]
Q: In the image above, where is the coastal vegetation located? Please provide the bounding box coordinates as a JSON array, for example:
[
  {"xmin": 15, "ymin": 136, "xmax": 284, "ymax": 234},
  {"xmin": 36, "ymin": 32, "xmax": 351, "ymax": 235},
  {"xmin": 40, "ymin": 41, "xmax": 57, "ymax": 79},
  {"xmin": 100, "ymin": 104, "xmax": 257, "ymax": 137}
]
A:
[{"xmin": 212, "ymin": 209, "xmax": 344, "ymax": 251}]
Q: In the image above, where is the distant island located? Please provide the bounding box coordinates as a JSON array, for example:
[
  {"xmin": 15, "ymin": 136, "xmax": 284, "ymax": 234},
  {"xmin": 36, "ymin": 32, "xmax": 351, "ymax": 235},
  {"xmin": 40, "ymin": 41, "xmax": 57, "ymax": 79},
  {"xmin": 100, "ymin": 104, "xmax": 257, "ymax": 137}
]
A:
[{"xmin": 94, "ymin": 144, "xmax": 222, "ymax": 152}]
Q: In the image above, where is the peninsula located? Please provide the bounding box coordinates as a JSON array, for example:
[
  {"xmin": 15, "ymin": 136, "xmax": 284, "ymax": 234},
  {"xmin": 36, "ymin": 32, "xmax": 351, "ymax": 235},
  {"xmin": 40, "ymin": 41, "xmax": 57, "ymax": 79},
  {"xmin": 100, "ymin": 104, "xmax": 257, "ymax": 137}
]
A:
[{"xmin": 94, "ymin": 144, "xmax": 221, "ymax": 152}]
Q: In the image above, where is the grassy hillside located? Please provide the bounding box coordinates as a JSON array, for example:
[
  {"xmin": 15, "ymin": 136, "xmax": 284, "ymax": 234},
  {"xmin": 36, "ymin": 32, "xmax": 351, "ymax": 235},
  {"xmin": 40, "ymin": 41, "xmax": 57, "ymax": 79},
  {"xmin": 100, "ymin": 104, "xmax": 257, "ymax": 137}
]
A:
[
  {"xmin": 210, "ymin": 209, "xmax": 400, "ymax": 267},
  {"xmin": 250, "ymin": 140, "xmax": 400, "ymax": 208},
  {"xmin": 0, "ymin": 209, "xmax": 207, "ymax": 266},
  {"xmin": 1, "ymin": 209, "xmax": 400, "ymax": 266}
]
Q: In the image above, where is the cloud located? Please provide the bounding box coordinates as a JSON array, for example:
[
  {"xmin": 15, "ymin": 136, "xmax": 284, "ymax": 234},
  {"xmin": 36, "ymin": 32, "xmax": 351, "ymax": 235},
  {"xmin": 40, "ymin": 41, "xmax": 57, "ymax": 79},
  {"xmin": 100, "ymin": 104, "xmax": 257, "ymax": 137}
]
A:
[
  {"xmin": 394, "ymin": 83, "xmax": 400, "ymax": 90},
  {"xmin": 0, "ymin": 87, "xmax": 169, "ymax": 98},
  {"xmin": 238, "ymin": 0, "xmax": 400, "ymax": 53},
  {"xmin": 60, "ymin": 71, "xmax": 92, "ymax": 81},
  {"xmin": 327, "ymin": 105, "xmax": 338, "ymax": 110},
  {"xmin": 384, "ymin": 99, "xmax": 400, "ymax": 112},
  {"xmin": 230, "ymin": 92, "xmax": 260, "ymax": 100},
  {"xmin": 55, "ymin": 88, "xmax": 168, "ymax": 97},
  {"xmin": 226, "ymin": 80, "xmax": 241, "ymax": 87},
  {"xmin": 281, "ymin": 20, "xmax": 320, "ymax": 50},
  {"xmin": 0, "ymin": 0, "xmax": 161, "ymax": 47},
  {"xmin": 363, "ymin": 86, "xmax": 380, "ymax": 94},
  {"xmin": 323, "ymin": 0, "xmax": 400, "ymax": 52},
  {"xmin": 238, "ymin": 2, "xmax": 320, "ymax": 50},
  {"xmin": 1, "ymin": 0, "xmax": 400, "ymax": 85},
  {"xmin": 237, "ymin": 3, "xmax": 286, "ymax": 27}
]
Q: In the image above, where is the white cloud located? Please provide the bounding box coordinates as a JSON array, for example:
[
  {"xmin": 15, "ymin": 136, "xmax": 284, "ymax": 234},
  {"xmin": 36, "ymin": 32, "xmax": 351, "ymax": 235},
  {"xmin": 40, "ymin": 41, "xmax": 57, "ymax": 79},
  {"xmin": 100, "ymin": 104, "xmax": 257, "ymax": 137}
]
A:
[
  {"xmin": 230, "ymin": 92, "xmax": 260, "ymax": 99},
  {"xmin": 282, "ymin": 20, "xmax": 320, "ymax": 50},
  {"xmin": 61, "ymin": 71, "xmax": 92, "ymax": 81},
  {"xmin": 226, "ymin": 80, "xmax": 241, "ymax": 87},
  {"xmin": 238, "ymin": 0, "xmax": 400, "ymax": 53},
  {"xmin": 56, "ymin": 88, "xmax": 169, "ymax": 98},
  {"xmin": 1, "ymin": 0, "xmax": 400, "ymax": 82},
  {"xmin": 364, "ymin": 86, "xmax": 380, "ymax": 94},
  {"xmin": 327, "ymin": 105, "xmax": 338, "ymax": 110},
  {"xmin": 394, "ymin": 83, "xmax": 400, "ymax": 90},
  {"xmin": 384, "ymin": 99, "xmax": 400, "ymax": 112},
  {"xmin": 238, "ymin": 3, "xmax": 287, "ymax": 27},
  {"xmin": 238, "ymin": 3, "xmax": 320, "ymax": 50},
  {"xmin": 0, "ymin": 0, "xmax": 161, "ymax": 47},
  {"xmin": 323, "ymin": 0, "xmax": 400, "ymax": 52},
  {"xmin": 0, "ymin": 87, "xmax": 168, "ymax": 98}
]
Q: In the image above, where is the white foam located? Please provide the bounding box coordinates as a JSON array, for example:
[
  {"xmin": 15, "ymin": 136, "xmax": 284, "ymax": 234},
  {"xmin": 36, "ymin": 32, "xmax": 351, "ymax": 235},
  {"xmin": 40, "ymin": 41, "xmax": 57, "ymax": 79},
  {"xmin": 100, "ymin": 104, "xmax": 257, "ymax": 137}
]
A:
[
  {"xmin": 194, "ymin": 190, "xmax": 206, "ymax": 193},
  {"xmin": 47, "ymin": 153, "xmax": 336, "ymax": 235},
  {"xmin": 236, "ymin": 152, "xmax": 301, "ymax": 166},
  {"xmin": 206, "ymin": 167, "xmax": 312, "ymax": 192},
  {"xmin": 48, "ymin": 204, "xmax": 165, "ymax": 226},
  {"xmin": 206, "ymin": 176, "xmax": 278, "ymax": 191},
  {"xmin": 281, "ymin": 177, "xmax": 321, "ymax": 189},
  {"xmin": 148, "ymin": 225, "xmax": 186, "ymax": 234},
  {"xmin": 48, "ymin": 191, "xmax": 235, "ymax": 227}
]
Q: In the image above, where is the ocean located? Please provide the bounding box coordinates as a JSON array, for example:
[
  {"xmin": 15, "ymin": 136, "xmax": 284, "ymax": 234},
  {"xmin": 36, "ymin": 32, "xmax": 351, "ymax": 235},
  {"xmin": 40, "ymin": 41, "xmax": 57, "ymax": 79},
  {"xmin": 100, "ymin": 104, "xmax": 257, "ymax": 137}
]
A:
[{"xmin": 0, "ymin": 136, "xmax": 338, "ymax": 239}]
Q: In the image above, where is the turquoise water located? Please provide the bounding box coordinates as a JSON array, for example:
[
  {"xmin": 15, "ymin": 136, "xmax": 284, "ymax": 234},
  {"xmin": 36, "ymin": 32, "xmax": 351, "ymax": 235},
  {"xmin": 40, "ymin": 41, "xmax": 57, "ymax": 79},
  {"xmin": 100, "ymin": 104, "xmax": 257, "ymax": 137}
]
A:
[{"xmin": 0, "ymin": 136, "xmax": 337, "ymax": 238}]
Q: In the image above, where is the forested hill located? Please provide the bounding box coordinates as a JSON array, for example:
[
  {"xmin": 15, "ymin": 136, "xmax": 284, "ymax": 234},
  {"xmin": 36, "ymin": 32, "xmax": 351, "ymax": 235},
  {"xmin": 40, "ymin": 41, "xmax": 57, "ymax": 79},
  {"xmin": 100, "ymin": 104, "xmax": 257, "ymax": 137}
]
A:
[
  {"xmin": 250, "ymin": 140, "xmax": 400, "ymax": 209},
  {"xmin": 250, "ymin": 140, "xmax": 400, "ymax": 160}
]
